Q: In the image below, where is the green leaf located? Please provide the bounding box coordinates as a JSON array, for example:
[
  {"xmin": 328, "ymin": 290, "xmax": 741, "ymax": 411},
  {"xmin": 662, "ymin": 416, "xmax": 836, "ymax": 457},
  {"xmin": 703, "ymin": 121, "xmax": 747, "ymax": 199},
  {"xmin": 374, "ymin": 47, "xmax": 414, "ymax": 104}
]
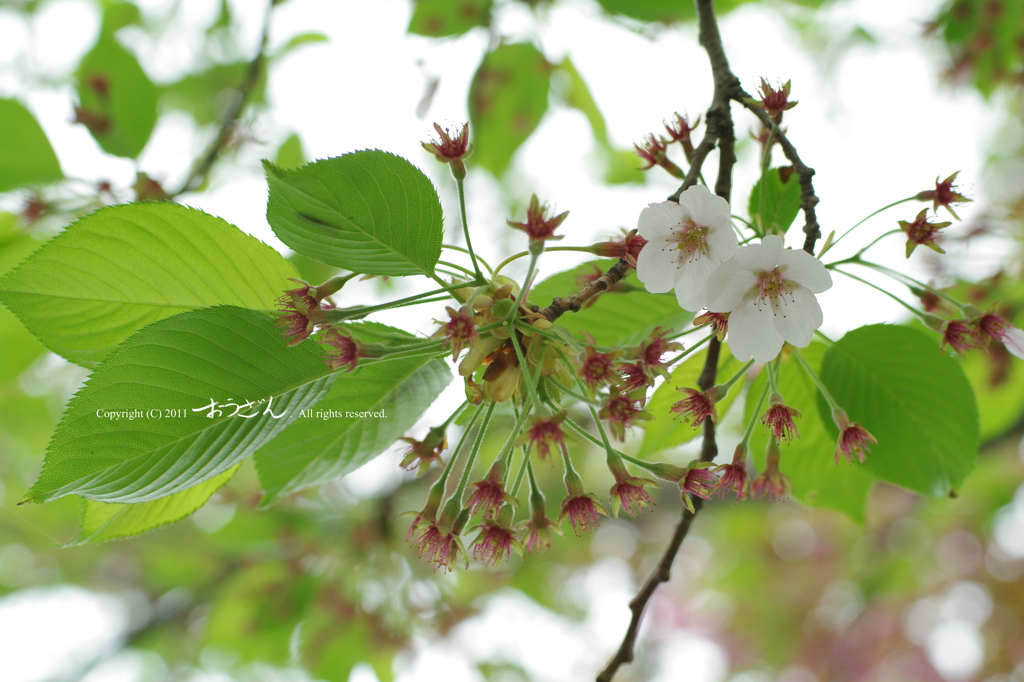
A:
[
  {"xmin": 640, "ymin": 346, "xmax": 742, "ymax": 456},
  {"xmin": 0, "ymin": 202, "xmax": 297, "ymax": 368},
  {"xmin": 748, "ymin": 167, "xmax": 802, "ymax": 238},
  {"xmin": 71, "ymin": 463, "xmax": 241, "ymax": 544},
  {"xmin": 0, "ymin": 99, "xmax": 63, "ymax": 193},
  {"xmin": 255, "ymin": 322, "xmax": 452, "ymax": 506},
  {"xmin": 408, "ymin": 0, "xmax": 492, "ymax": 37},
  {"xmin": 961, "ymin": 347, "xmax": 1024, "ymax": 442},
  {"xmin": 594, "ymin": 0, "xmax": 696, "ymax": 23},
  {"xmin": 555, "ymin": 57, "xmax": 607, "ymax": 145},
  {"xmin": 818, "ymin": 324, "xmax": 979, "ymax": 497},
  {"xmin": 274, "ymin": 133, "xmax": 306, "ymax": 169},
  {"xmin": 161, "ymin": 62, "xmax": 267, "ymax": 127},
  {"xmin": 264, "ymin": 151, "xmax": 444, "ymax": 276},
  {"xmin": 23, "ymin": 306, "xmax": 336, "ymax": 504},
  {"xmin": 528, "ymin": 260, "xmax": 690, "ymax": 347},
  {"xmin": 76, "ymin": 33, "xmax": 159, "ymax": 158},
  {"xmin": 469, "ymin": 43, "xmax": 551, "ymax": 176},
  {"xmin": 747, "ymin": 343, "xmax": 873, "ymax": 523}
]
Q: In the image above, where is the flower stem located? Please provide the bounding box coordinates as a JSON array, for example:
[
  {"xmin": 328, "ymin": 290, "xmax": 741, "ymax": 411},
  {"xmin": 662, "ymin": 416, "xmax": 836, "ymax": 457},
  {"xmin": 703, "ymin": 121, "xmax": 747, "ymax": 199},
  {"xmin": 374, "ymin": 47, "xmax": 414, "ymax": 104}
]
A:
[
  {"xmin": 443, "ymin": 243, "xmax": 493, "ymax": 274},
  {"xmin": 437, "ymin": 260, "xmax": 478, "ymax": 277},
  {"xmin": 455, "ymin": 176, "xmax": 484, "ymax": 281},
  {"xmin": 790, "ymin": 347, "xmax": 840, "ymax": 411},
  {"xmin": 717, "ymin": 359, "xmax": 756, "ymax": 394},
  {"xmin": 508, "ymin": 325, "xmax": 544, "ymax": 410},
  {"xmin": 856, "ymin": 261, "xmax": 971, "ymax": 314},
  {"xmin": 665, "ymin": 333, "xmax": 710, "ymax": 366},
  {"xmin": 829, "ymin": 196, "xmax": 916, "ymax": 249},
  {"xmin": 742, "ymin": 381, "xmax": 770, "ymax": 448},
  {"xmin": 832, "ymin": 268, "xmax": 934, "ymax": 322},
  {"xmin": 449, "ymin": 400, "xmax": 496, "ymax": 505},
  {"xmin": 510, "ymin": 444, "xmax": 531, "ymax": 497}
]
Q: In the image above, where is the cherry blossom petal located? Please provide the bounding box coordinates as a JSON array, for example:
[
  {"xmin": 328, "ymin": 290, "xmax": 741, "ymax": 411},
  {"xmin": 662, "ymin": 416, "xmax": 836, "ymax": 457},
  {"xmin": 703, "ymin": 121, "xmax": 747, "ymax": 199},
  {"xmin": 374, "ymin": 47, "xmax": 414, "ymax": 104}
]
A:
[
  {"xmin": 705, "ymin": 214, "xmax": 739, "ymax": 261},
  {"xmin": 1003, "ymin": 326, "xmax": 1024, "ymax": 360},
  {"xmin": 777, "ymin": 248, "xmax": 833, "ymax": 293},
  {"xmin": 729, "ymin": 234, "xmax": 784, "ymax": 272},
  {"xmin": 674, "ymin": 253, "xmax": 719, "ymax": 311},
  {"xmin": 770, "ymin": 285, "xmax": 823, "ymax": 347},
  {"xmin": 637, "ymin": 202, "xmax": 684, "ymax": 239},
  {"xmin": 706, "ymin": 260, "xmax": 758, "ymax": 312},
  {"xmin": 636, "ymin": 236, "xmax": 677, "ymax": 293},
  {"xmin": 679, "ymin": 185, "xmax": 730, "ymax": 226},
  {"xmin": 728, "ymin": 300, "xmax": 785, "ymax": 362}
]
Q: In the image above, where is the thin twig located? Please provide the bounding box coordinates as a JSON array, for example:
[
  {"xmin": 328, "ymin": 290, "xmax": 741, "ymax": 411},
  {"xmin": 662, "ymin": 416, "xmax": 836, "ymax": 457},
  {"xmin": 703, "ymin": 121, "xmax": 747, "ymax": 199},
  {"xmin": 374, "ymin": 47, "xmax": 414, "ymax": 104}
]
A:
[
  {"xmin": 596, "ymin": 0, "xmax": 737, "ymax": 678},
  {"xmin": 735, "ymin": 97, "xmax": 821, "ymax": 255},
  {"xmin": 538, "ymin": 258, "xmax": 632, "ymax": 322},
  {"xmin": 172, "ymin": 4, "xmax": 273, "ymax": 198}
]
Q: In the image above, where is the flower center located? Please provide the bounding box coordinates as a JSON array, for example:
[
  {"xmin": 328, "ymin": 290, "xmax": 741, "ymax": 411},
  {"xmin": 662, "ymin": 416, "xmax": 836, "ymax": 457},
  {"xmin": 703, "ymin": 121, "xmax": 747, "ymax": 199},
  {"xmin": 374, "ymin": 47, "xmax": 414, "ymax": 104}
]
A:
[
  {"xmin": 755, "ymin": 268, "xmax": 794, "ymax": 310},
  {"xmin": 672, "ymin": 220, "xmax": 708, "ymax": 262}
]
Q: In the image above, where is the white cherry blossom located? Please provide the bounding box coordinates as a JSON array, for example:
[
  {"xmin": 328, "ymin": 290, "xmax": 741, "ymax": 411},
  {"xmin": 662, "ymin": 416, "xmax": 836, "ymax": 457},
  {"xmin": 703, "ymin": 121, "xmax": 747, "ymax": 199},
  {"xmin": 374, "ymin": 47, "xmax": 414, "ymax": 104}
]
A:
[
  {"xmin": 704, "ymin": 234, "xmax": 832, "ymax": 362},
  {"xmin": 635, "ymin": 185, "xmax": 738, "ymax": 311}
]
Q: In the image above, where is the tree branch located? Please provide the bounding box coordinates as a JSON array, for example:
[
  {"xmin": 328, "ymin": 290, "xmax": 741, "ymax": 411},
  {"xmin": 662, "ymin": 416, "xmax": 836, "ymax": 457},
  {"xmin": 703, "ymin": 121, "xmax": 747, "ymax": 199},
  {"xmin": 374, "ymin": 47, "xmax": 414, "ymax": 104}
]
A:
[
  {"xmin": 538, "ymin": 258, "xmax": 632, "ymax": 322},
  {"xmin": 171, "ymin": 6, "xmax": 272, "ymax": 198},
  {"xmin": 735, "ymin": 98, "xmax": 821, "ymax": 255},
  {"xmin": 597, "ymin": 0, "xmax": 738, "ymax": 678}
]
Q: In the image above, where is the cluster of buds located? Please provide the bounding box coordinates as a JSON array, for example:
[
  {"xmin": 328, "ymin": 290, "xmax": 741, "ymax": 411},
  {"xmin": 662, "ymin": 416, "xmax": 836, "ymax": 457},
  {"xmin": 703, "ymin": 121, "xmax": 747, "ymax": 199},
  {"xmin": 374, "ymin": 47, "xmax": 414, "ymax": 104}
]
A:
[{"xmin": 451, "ymin": 279, "xmax": 573, "ymax": 404}]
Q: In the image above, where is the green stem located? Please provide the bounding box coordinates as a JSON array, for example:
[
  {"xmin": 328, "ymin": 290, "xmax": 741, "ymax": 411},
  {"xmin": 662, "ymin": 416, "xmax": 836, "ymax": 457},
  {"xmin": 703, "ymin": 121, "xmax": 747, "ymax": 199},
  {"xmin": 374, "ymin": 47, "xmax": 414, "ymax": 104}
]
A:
[
  {"xmin": 436, "ymin": 404, "xmax": 485, "ymax": 491},
  {"xmin": 665, "ymin": 334, "xmax": 710, "ymax": 366},
  {"xmin": 790, "ymin": 347, "xmax": 840, "ymax": 411},
  {"xmin": 766, "ymin": 357, "xmax": 780, "ymax": 396},
  {"xmin": 510, "ymin": 446, "xmax": 530, "ymax": 497},
  {"xmin": 450, "ymin": 401, "xmax": 496, "ymax": 502},
  {"xmin": 717, "ymin": 359, "xmax": 756, "ymax": 393},
  {"xmin": 437, "ymin": 260, "xmax": 478, "ymax": 277},
  {"xmin": 857, "ymin": 261, "xmax": 970, "ymax": 313},
  {"xmin": 443, "ymin": 244, "xmax": 493, "ymax": 274},
  {"xmin": 742, "ymin": 381, "xmax": 770, "ymax": 448},
  {"xmin": 508, "ymin": 325, "xmax": 543, "ymax": 410},
  {"xmin": 491, "ymin": 246, "xmax": 597, "ymax": 280},
  {"xmin": 830, "ymin": 196, "xmax": 916, "ymax": 249},
  {"xmin": 455, "ymin": 176, "xmax": 484, "ymax": 281},
  {"xmin": 832, "ymin": 268, "xmax": 932, "ymax": 322}
]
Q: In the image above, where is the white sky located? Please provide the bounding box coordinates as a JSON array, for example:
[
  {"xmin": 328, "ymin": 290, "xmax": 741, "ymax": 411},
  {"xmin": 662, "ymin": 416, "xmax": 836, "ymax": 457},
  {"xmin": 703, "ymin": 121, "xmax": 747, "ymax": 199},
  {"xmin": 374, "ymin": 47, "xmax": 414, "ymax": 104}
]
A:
[{"xmin": 0, "ymin": 0, "xmax": 1008, "ymax": 680}]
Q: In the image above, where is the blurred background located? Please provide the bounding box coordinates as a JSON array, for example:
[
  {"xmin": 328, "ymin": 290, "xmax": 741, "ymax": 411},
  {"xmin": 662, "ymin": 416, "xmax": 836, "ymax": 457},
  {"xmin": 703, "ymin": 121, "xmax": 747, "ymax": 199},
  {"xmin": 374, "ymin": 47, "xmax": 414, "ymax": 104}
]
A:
[{"xmin": 1, "ymin": 0, "xmax": 1024, "ymax": 680}]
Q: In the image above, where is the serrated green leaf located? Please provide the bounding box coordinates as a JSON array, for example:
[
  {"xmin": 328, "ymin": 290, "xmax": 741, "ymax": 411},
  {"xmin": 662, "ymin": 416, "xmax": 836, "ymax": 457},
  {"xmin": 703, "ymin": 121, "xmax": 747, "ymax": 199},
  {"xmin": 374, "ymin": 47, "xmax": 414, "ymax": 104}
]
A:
[
  {"xmin": 0, "ymin": 99, "xmax": 63, "ymax": 193},
  {"xmin": 528, "ymin": 260, "xmax": 690, "ymax": 347},
  {"xmin": 0, "ymin": 202, "xmax": 297, "ymax": 368},
  {"xmin": 818, "ymin": 324, "xmax": 979, "ymax": 497},
  {"xmin": 255, "ymin": 322, "xmax": 452, "ymax": 506},
  {"xmin": 748, "ymin": 167, "xmax": 802, "ymax": 238},
  {"xmin": 72, "ymin": 463, "xmax": 241, "ymax": 544},
  {"xmin": 640, "ymin": 346, "xmax": 741, "ymax": 456},
  {"xmin": 469, "ymin": 43, "xmax": 551, "ymax": 176},
  {"xmin": 408, "ymin": 0, "xmax": 492, "ymax": 37},
  {"xmin": 76, "ymin": 33, "xmax": 158, "ymax": 158},
  {"xmin": 265, "ymin": 151, "xmax": 444, "ymax": 276},
  {"xmin": 747, "ymin": 344, "xmax": 873, "ymax": 523},
  {"xmin": 23, "ymin": 306, "xmax": 336, "ymax": 504}
]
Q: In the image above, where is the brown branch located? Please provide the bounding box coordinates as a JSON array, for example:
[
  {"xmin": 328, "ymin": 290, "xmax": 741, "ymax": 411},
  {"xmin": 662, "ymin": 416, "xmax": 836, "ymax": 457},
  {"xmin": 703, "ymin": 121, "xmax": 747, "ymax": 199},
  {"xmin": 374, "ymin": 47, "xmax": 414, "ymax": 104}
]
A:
[
  {"xmin": 171, "ymin": 10, "xmax": 272, "ymax": 198},
  {"xmin": 735, "ymin": 97, "xmax": 821, "ymax": 255},
  {"xmin": 597, "ymin": 0, "xmax": 739, "ymax": 679},
  {"xmin": 538, "ymin": 258, "xmax": 632, "ymax": 322}
]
